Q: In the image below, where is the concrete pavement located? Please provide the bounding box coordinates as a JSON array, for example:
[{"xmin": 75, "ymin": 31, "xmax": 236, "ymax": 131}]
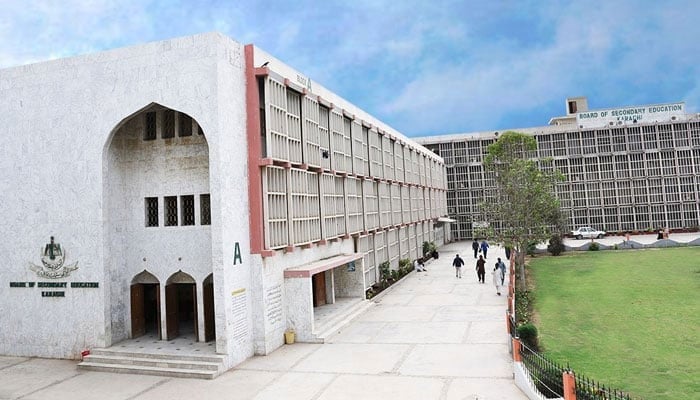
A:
[{"xmin": 0, "ymin": 241, "xmax": 525, "ymax": 400}]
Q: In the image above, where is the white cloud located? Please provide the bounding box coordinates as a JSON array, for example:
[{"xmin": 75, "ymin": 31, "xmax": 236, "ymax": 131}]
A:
[
  {"xmin": 382, "ymin": 0, "xmax": 700, "ymax": 135},
  {"xmin": 0, "ymin": 0, "xmax": 698, "ymax": 136}
]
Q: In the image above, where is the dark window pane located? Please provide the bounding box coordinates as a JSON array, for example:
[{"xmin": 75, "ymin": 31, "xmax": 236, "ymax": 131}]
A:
[
  {"xmin": 200, "ymin": 194, "xmax": 211, "ymax": 225},
  {"xmin": 181, "ymin": 195, "xmax": 195, "ymax": 225},
  {"xmin": 165, "ymin": 196, "xmax": 178, "ymax": 226},
  {"xmin": 163, "ymin": 110, "xmax": 175, "ymax": 139},
  {"xmin": 145, "ymin": 197, "xmax": 158, "ymax": 227},
  {"xmin": 144, "ymin": 112, "xmax": 157, "ymax": 140},
  {"xmin": 179, "ymin": 113, "xmax": 192, "ymax": 137}
]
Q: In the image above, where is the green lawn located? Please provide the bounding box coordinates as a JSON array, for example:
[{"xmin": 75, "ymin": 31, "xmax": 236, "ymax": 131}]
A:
[{"xmin": 529, "ymin": 247, "xmax": 700, "ymax": 400}]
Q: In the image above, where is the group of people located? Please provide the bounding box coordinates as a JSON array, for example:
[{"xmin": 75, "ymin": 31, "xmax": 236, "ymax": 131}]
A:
[
  {"xmin": 413, "ymin": 239, "xmax": 510, "ymax": 296},
  {"xmin": 453, "ymin": 241, "xmax": 508, "ymax": 295},
  {"xmin": 471, "ymin": 239, "xmax": 490, "ymax": 259}
]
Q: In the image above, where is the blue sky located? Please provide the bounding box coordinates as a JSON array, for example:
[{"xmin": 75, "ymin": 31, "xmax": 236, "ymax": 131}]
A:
[{"xmin": 1, "ymin": 0, "xmax": 699, "ymax": 137}]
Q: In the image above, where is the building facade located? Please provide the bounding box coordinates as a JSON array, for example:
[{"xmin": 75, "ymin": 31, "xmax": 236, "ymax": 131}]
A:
[
  {"xmin": 0, "ymin": 33, "xmax": 448, "ymax": 368},
  {"xmin": 417, "ymin": 97, "xmax": 700, "ymax": 240}
]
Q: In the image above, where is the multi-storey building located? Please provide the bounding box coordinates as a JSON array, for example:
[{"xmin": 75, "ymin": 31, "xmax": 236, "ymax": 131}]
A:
[
  {"xmin": 417, "ymin": 97, "xmax": 700, "ymax": 240},
  {"xmin": 0, "ymin": 32, "xmax": 448, "ymax": 370}
]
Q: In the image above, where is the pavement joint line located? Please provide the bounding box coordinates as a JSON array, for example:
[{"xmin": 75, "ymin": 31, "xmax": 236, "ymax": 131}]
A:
[
  {"xmin": 0, "ymin": 357, "xmax": 30, "ymax": 371},
  {"xmin": 461, "ymin": 321, "xmax": 474, "ymax": 344},
  {"xmin": 124, "ymin": 377, "xmax": 171, "ymax": 400},
  {"xmin": 284, "ymin": 343, "xmax": 324, "ymax": 371},
  {"xmin": 309, "ymin": 373, "xmax": 340, "ymax": 400},
  {"xmin": 365, "ymin": 321, "xmax": 389, "ymax": 344},
  {"xmin": 227, "ymin": 369, "xmax": 471, "ymax": 379},
  {"xmin": 15, "ymin": 372, "xmax": 82, "ymax": 400},
  {"xmin": 439, "ymin": 377, "xmax": 453, "ymax": 400},
  {"xmin": 390, "ymin": 343, "xmax": 416, "ymax": 373}
]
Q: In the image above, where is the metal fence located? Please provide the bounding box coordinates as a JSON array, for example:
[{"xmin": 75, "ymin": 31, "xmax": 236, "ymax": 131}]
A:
[
  {"xmin": 574, "ymin": 373, "xmax": 636, "ymax": 400},
  {"xmin": 519, "ymin": 341, "xmax": 565, "ymax": 398},
  {"xmin": 516, "ymin": 339, "xmax": 641, "ymax": 400}
]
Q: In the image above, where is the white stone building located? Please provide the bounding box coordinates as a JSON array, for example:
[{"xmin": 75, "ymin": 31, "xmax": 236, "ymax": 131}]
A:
[
  {"xmin": 417, "ymin": 97, "xmax": 700, "ymax": 240},
  {"xmin": 0, "ymin": 32, "xmax": 449, "ymax": 371}
]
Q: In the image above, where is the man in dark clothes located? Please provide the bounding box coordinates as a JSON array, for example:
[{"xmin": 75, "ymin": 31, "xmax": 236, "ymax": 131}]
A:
[
  {"xmin": 476, "ymin": 255, "xmax": 486, "ymax": 283},
  {"xmin": 480, "ymin": 240, "xmax": 489, "ymax": 259},
  {"xmin": 452, "ymin": 254, "xmax": 465, "ymax": 278},
  {"xmin": 504, "ymin": 245, "xmax": 512, "ymax": 261},
  {"xmin": 472, "ymin": 239, "xmax": 479, "ymax": 259}
]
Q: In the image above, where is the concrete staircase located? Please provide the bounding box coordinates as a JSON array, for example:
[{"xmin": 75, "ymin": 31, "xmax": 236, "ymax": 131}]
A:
[
  {"xmin": 78, "ymin": 348, "xmax": 226, "ymax": 379},
  {"xmin": 312, "ymin": 299, "xmax": 374, "ymax": 342}
]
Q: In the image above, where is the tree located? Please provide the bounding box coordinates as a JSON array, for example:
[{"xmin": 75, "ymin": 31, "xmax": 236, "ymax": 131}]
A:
[{"xmin": 481, "ymin": 131, "xmax": 564, "ymax": 289}]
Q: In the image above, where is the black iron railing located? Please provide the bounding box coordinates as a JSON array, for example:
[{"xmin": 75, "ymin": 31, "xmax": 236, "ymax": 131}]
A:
[
  {"xmin": 519, "ymin": 341, "xmax": 566, "ymax": 398},
  {"xmin": 514, "ymin": 338, "xmax": 641, "ymax": 400},
  {"xmin": 574, "ymin": 373, "xmax": 636, "ymax": 400}
]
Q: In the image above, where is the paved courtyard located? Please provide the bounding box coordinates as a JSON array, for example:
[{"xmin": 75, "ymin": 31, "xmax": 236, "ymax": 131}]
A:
[
  {"xmin": 3, "ymin": 233, "xmax": 698, "ymax": 399},
  {"xmin": 0, "ymin": 241, "xmax": 526, "ymax": 400}
]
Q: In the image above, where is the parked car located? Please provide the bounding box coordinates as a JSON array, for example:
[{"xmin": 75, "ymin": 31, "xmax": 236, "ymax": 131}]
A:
[{"xmin": 571, "ymin": 227, "xmax": 606, "ymax": 239}]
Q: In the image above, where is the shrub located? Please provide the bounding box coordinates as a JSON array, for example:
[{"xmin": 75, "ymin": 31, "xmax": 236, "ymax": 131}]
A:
[
  {"xmin": 517, "ymin": 323, "xmax": 539, "ymax": 351},
  {"xmin": 547, "ymin": 234, "xmax": 565, "ymax": 256},
  {"xmin": 515, "ymin": 289, "xmax": 533, "ymax": 325},
  {"xmin": 422, "ymin": 241, "xmax": 437, "ymax": 257},
  {"xmin": 365, "ymin": 287, "xmax": 375, "ymax": 299},
  {"xmin": 379, "ymin": 262, "xmax": 391, "ymax": 285},
  {"xmin": 588, "ymin": 242, "xmax": 600, "ymax": 251},
  {"xmin": 390, "ymin": 269, "xmax": 400, "ymax": 281},
  {"xmin": 399, "ymin": 258, "xmax": 412, "ymax": 274},
  {"xmin": 526, "ymin": 242, "xmax": 538, "ymax": 256}
]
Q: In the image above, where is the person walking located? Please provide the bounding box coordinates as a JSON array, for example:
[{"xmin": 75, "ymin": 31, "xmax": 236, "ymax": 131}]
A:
[
  {"xmin": 476, "ymin": 255, "xmax": 486, "ymax": 283},
  {"xmin": 471, "ymin": 239, "xmax": 479, "ymax": 259},
  {"xmin": 496, "ymin": 257, "xmax": 506, "ymax": 286},
  {"xmin": 504, "ymin": 245, "xmax": 512, "ymax": 261},
  {"xmin": 452, "ymin": 254, "xmax": 464, "ymax": 278},
  {"xmin": 492, "ymin": 266, "xmax": 502, "ymax": 295},
  {"xmin": 480, "ymin": 240, "xmax": 490, "ymax": 259}
]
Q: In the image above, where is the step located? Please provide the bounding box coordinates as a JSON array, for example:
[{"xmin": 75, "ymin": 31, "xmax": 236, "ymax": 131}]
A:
[
  {"xmin": 313, "ymin": 300, "xmax": 374, "ymax": 342},
  {"xmin": 89, "ymin": 348, "xmax": 225, "ymax": 363},
  {"xmin": 78, "ymin": 362, "xmax": 219, "ymax": 379},
  {"xmin": 82, "ymin": 354, "xmax": 220, "ymax": 371}
]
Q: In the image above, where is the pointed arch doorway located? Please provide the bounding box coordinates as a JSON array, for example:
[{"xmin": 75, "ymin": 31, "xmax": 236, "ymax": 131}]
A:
[
  {"xmin": 203, "ymin": 273, "xmax": 216, "ymax": 342},
  {"xmin": 131, "ymin": 271, "xmax": 161, "ymax": 339},
  {"xmin": 165, "ymin": 271, "xmax": 197, "ymax": 341}
]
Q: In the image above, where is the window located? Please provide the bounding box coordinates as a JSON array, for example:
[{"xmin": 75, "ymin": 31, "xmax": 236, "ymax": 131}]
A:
[
  {"xmin": 162, "ymin": 110, "xmax": 175, "ymax": 139},
  {"xmin": 567, "ymin": 132, "xmax": 581, "ymax": 155},
  {"xmin": 144, "ymin": 112, "xmax": 157, "ymax": 141},
  {"xmin": 179, "ymin": 113, "xmax": 193, "ymax": 137},
  {"xmin": 642, "ymin": 126, "xmax": 658, "ymax": 150},
  {"xmin": 612, "ymin": 128, "xmax": 626, "ymax": 152},
  {"xmin": 200, "ymin": 194, "xmax": 211, "ymax": 225},
  {"xmin": 145, "ymin": 197, "xmax": 158, "ymax": 227},
  {"xmin": 181, "ymin": 195, "xmax": 195, "ymax": 226},
  {"xmin": 164, "ymin": 196, "xmax": 178, "ymax": 226},
  {"xmin": 568, "ymin": 101, "xmax": 577, "ymax": 114}
]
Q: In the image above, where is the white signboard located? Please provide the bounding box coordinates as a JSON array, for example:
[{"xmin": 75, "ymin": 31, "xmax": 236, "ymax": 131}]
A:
[{"xmin": 576, "ymin": 102, "xmax": 684, "ymax": 128}]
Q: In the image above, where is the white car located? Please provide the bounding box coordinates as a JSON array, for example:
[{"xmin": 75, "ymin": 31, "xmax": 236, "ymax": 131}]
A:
[{"xmin": 571, "ymin": 227, "xmax": 606, "ymax": 239}]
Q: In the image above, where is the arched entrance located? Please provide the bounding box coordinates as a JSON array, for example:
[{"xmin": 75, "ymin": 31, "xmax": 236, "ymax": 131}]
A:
[
  {"xmin": 203, "ymin": 274, "xmax": 216, "ymax": 342},
  {"xmin": 165, "ymin": 271, "xmax": 197, "ymax": 340},
  {"xmin": 103, "ymin": 103, "xmax": 213, "ymax": 345},
  {"xmin": 131, "ymin": 271, "xmax": 161, "ymax": 339}
]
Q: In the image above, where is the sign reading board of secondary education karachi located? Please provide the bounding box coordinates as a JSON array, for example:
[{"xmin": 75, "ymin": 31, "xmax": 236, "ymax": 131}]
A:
[{"xmin": 576, "ymin": 102, "xmax": 685, "ymax": 128}]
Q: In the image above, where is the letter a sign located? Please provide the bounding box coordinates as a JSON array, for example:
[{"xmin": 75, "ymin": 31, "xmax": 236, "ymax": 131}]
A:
[{"xmin": 233, "ymin": 242, "xmax": 243, "ymax": 265}]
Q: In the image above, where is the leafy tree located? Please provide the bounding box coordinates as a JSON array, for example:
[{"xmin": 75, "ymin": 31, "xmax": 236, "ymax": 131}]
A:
[{"xmin": 481, "ymin": 131, "xmax": 564, "ymax": 289}]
